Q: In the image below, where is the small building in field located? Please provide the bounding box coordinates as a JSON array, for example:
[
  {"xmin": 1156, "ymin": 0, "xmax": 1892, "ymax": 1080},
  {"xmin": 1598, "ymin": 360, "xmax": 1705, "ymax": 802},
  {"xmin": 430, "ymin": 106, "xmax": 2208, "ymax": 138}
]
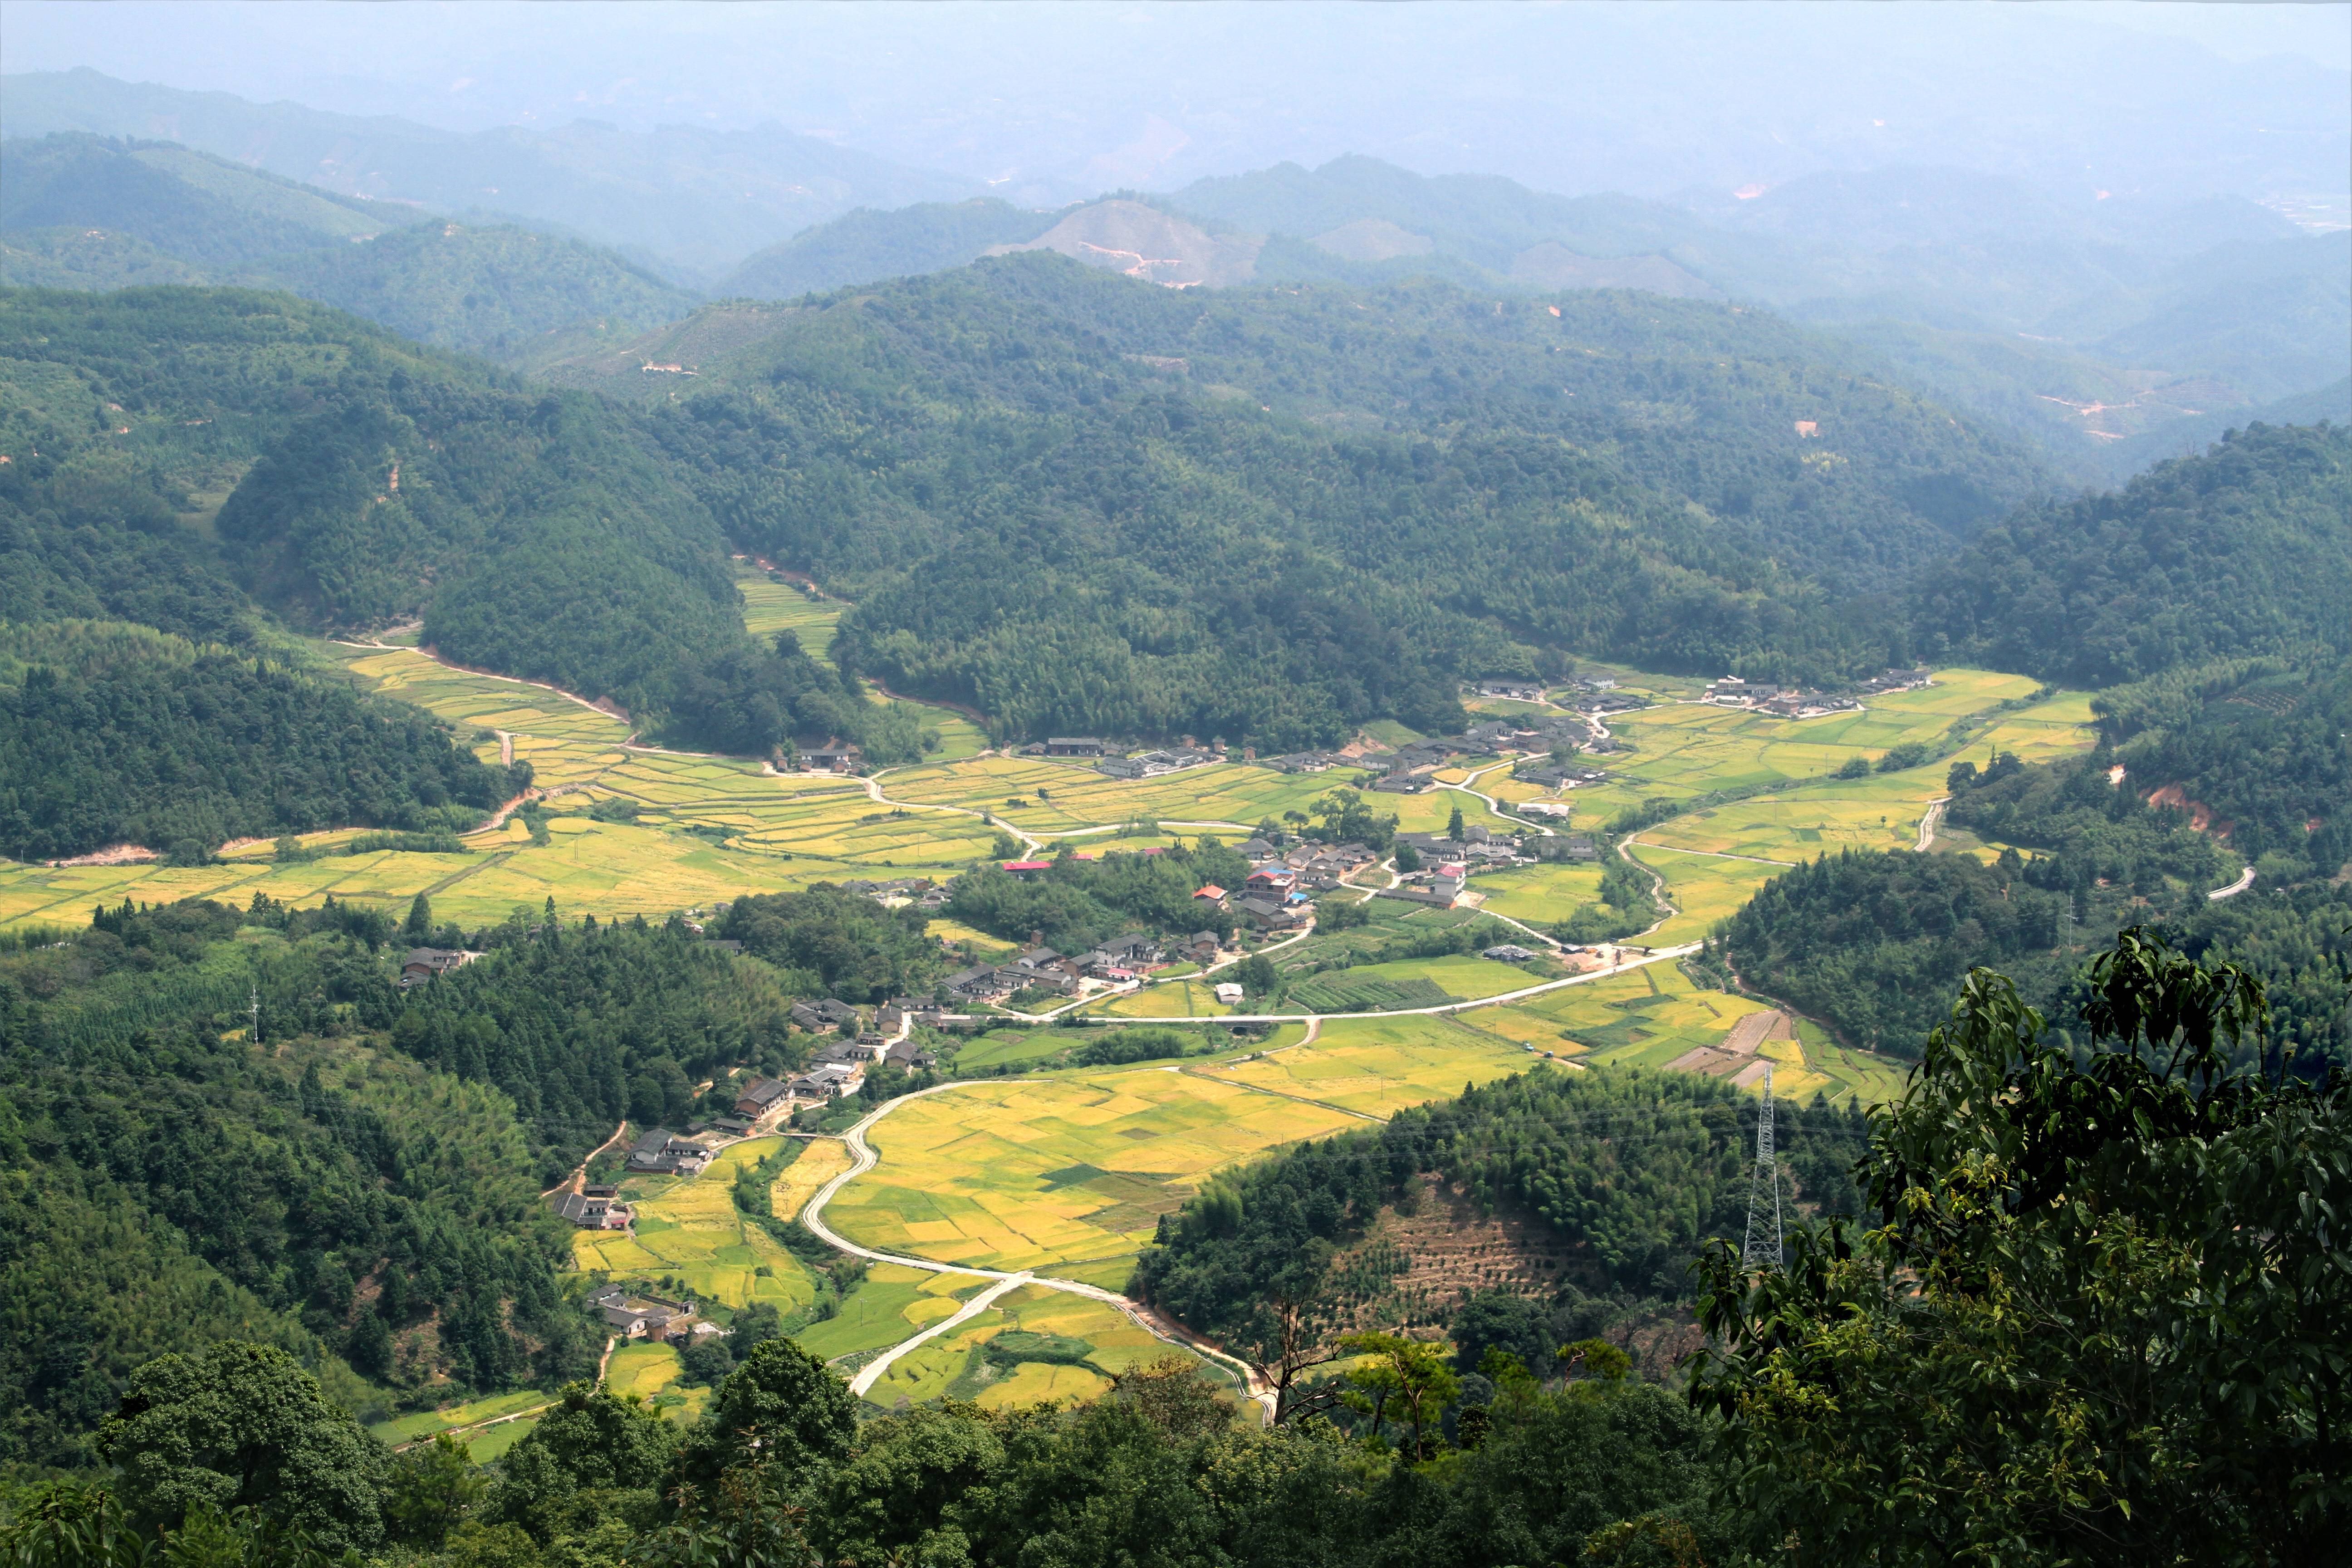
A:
[
  {"xmin": 1213, "ymin": 982, "xmax": 1247, "ymax": 1006},
  {"xmin": 802, "ymin": 745, "xmax": 862, "ymax": 773}
]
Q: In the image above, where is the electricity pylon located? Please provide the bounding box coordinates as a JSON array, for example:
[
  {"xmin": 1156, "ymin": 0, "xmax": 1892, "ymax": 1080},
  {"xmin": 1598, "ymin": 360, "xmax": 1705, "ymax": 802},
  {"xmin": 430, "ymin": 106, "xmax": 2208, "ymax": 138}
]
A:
[{"xmin": 1742, "ymin": 1062, "xmax": 1783, "ymax": 1270}]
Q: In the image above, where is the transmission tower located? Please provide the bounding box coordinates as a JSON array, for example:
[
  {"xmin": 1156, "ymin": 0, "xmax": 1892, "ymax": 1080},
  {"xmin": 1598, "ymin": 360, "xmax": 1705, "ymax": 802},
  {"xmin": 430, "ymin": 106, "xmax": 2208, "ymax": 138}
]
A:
[{"xmin": 1741, "ymin": 1062, "xmax": 1783, "ymax": 1270}]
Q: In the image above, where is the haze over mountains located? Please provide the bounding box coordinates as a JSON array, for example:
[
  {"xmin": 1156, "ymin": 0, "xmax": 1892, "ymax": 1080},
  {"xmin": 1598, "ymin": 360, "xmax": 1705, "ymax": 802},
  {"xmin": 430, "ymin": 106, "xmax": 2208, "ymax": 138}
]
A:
[{"xmin": 5, "ymin": 60, "xmax": 2343, "ymax": 484}]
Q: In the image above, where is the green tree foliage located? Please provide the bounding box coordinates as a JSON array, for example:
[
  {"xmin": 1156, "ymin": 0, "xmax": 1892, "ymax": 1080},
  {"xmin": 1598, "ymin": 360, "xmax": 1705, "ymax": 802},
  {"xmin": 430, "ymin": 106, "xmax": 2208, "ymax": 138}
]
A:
[
  {"xmin": 670, "ymin": 1338, "xmax": 859, "ymax": 1494},
  {"xmin": 97, "ymin": 1341, "xmax": 387, "ymax": 1551},
  {"xmin": 0, "ymin": 641, "xmax": 519, "ymax": 858},
  {"xmin": 392, "ymin": 913, "xmax": 800, "ymax": 1176},
  {"xmin": 483, "ymin": 1382, "xmax": 676, "ymax": 1542},
  {"xmin": 1908, "ymin": 421, "xmax": 2350, "ymax": 685},
  {"xmin": 1692, "ymin": 933, "xmax": 2349, "ymax": 1565},
  {"xmin": 943, "ymin": 841, "xmax": 1249, "ymax": 951},
  {"xmin": 2094, "ymin": 653, "xmax": 2352, "ymax": 875},
  {"xmin": 644, "ymin": 255, "xmax": 2035, "ymax": 743},
  {"xmin": 712, "ymin": 887, "xmax": 941, "ymax": 1003},
  {"xmin": 1132, "ymin": 1067, "xmax": 1870, "ymax": 1351}
]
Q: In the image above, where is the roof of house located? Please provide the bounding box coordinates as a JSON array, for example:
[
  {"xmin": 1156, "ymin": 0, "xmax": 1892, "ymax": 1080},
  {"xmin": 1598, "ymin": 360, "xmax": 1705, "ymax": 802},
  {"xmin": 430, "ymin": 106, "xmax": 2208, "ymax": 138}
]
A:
[
  {"xmin": 1194, "ymin": 884, "xmax": 1226, "ymax": 899},
  {"xmin": 1002, "ymin": 859, "xmax": 1054, "ymax": 872}
]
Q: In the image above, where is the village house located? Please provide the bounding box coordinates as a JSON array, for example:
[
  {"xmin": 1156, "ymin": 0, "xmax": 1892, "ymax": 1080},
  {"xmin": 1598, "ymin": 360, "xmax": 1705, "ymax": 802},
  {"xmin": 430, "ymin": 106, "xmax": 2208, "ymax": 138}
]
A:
[
  {"xmin": 1183, "ymin": 930, "xmax": 1221, "ymax": 963},
  {"xmin": 1371, "ymin": 772, "xmax": 1432, "ymax": 794},
  {"xmin": 801, "ymin": 745, "xmax": 862, "ymax": 773},
  {"xmin": 1213, "ymin": 981, "xmax": 1246, "ymax": 1006},
  {"xmin": 789, "ymin": 1062, "xmax": 859, "ymax": 1099},
  {"xmin": 1192, "ymin": 882, "xmax": 1228, "ymax": 907},
  {"xmin": 1483, "ymin": 944, "xmax": 1541, "ymax": 963},
  {"xmin": 1475, "ymin": 679, "xmax": 1545, "ymax": 701},
  {"xmin": 1001, "ymin": 859, "xmax": 1054, "ymax": 877},
  {"xmin": 789, "ymin": 998, "xmax": 862, "ymax": 1033},
  {"xmin": 1044, "ymin": 737, "xmax": 1109, "ymax": 756},
  {"xmin": 944, "ymin": 963, "xmax": 1017, "ymax": 1001},
  {"xmin": 1233, "ymin": 895, "xmax": 1308, "ymax": 932},
  {"xmin": 734, "ymin": 1078, "xmax": 791, "ymax": 1118},
  {"xmin": 624, "ymin": 1129, "xmax": 711, "ymax": 1177},
  {"xmin": 400, "ymin": 947, "xmax": 481, "ymax": 989},
  {"xmin": 883, "ymin": 1038, "xmax": 938, "ymax": 1073},
  {"xmin": 552, "ymin": 1185, "xmax": 632, "ymax": 1229}
]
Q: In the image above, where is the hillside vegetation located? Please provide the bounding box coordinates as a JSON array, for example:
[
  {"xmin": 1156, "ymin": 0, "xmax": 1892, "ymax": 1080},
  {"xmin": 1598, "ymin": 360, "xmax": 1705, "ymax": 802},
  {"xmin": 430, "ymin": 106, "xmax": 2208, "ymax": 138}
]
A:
[
  {"xmin": 1908, "ymin": 421, "xmax": 2351, "ymax": 686},
  {"xmin": 1, "ymin": 135, "xmax": 704, "ymax": 362},
  {"xmin": 563, "ymin": 254, "xmax": 2038, "ymax": 744}
]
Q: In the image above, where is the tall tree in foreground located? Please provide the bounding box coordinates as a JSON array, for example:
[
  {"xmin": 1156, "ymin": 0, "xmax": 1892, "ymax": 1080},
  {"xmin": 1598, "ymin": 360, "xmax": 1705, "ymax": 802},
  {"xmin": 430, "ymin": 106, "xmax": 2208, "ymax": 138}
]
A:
[{"xmin": 1691, "ymin": 930, "xmax": 2349, "ymax": 1567}]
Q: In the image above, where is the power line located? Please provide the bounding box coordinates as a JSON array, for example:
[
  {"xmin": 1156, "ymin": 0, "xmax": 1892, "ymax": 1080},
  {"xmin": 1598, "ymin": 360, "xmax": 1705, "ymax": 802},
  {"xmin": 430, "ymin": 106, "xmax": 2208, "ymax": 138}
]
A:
[{"xmin": 1741, "ymin": 1061, "xmax": 1783, "ymax": 1271}]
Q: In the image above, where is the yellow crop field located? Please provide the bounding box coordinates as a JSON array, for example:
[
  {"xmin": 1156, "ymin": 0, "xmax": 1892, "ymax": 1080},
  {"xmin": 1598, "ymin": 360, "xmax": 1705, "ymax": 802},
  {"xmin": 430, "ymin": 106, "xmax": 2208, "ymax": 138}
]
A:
[
  {"xmin": 823, "ymin": 1073, "xmax": 1361, "ymax": 1285},
  {"xmin": 1219, "ymin": 1013, "xmax": 1533, "ymax": 1115},
  {"xmin": 770, "ymin": 1138, "xmax": 854, "ymax": 1222},
  {"xmin": 737, "ymin": 569, "xmax": 847, "ymax": 661},
  {"xmin": 1093, "ymin": 980, "xmax": 1242, "ymax": 1019},
  {"xmin": 572, "ymin": 1137, "xmax": 824, "ymax": 1314},
  {"xmin": 1630, "ymin": 847, "xmax": 1791, "ymax": 945},
  {"xmin": 605, "ymin": 1341, "xmax": 683, "ymax": 1400}
]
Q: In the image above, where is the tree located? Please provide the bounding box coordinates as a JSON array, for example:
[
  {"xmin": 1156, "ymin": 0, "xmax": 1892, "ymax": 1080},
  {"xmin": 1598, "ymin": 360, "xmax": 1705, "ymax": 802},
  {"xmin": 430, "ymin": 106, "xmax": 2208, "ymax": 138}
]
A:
[
  {"xmin": 1393, "ymin": 843, "xmax": 1422, "ymax": 872},
  {"xmin": 1448, "ymin": 804, "xmax": 1466, "ymax": 842},
  {"xmin": 1691, "ymin": 930, "xmax": 2350, "ymax": 1566},
  {"xmin": 671, "ymin": 1338, "xmax": 858, "ymax": 1494},
  {"xmin": 404, "ymin": 892, "xmax": 433, "ymax": 942},
  {"xmin": 382, "ymin": 1432, "xmax": 484, "ymax": 1549},
  {"xmin": 485, "ymin": 1382, "xmax": 677, "ymax": 1540},
  {"xmin": 96, "ymin": 1342, "xmax": 387, "ymax": 1551},
  {"xmin": 1237, "ymin": 954, "xmax": 1280, "ymax": 997},
  {"xmin": 1336, "ymin": 1330, "xmax": 1460, "ymax": 1460}
]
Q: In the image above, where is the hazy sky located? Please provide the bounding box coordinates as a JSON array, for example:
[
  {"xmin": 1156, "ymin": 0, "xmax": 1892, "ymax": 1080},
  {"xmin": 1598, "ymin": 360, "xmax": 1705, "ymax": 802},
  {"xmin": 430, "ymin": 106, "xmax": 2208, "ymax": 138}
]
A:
[{"xmin": 4, "ymin": 1, "xmax": 2346, "ymax": 201}]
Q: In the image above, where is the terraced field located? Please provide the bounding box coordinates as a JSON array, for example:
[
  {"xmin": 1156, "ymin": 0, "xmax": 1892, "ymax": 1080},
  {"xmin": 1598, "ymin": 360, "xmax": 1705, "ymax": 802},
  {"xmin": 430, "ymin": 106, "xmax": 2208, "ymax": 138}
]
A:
[{"xmin": 1218, "ymin": 1014, "xmax": 1536, "ymax": 1116}]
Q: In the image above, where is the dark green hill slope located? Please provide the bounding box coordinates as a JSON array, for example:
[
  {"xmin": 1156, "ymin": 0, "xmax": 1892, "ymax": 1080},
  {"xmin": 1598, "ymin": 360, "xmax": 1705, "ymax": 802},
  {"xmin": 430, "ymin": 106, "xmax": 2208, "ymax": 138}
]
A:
[
  {"xmin": 0, "ymin": 133, "xmax": 390, "ymax": 266},
  {"xmin": 1906, "ymin": 421, "xmax": 2350, "ymax": 686},
  {"xmin": 569, "ymin": 255, "xmax": 2036, "ymax": 743}
]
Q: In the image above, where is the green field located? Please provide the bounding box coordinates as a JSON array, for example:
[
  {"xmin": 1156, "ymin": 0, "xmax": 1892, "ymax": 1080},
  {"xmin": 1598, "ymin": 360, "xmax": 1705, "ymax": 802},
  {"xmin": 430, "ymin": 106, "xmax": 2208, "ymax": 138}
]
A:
[
  {"xmin": 856, "ymin": 1283, "xmax": 1214, "ymax": 1413},
  {"xmin": 792, "ymin": 1262, "xmax": 989, "ymax": 1365},
  {"xmin": 1220, "ymin": 1013, "xmax": 1536, "ymax": 1116}
]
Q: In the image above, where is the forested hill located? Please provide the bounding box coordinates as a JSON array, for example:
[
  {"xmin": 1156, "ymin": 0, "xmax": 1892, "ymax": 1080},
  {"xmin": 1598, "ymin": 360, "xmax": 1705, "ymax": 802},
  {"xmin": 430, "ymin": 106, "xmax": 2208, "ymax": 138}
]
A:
[
  {"xmin": 548, "ymin": 254, "xmax": 2038, "ymax": 743},
  {"xmin": 0, "ymin": 134, "xmax": 704, "ymax": 362},
  {"xmin": 1906, "ymin": 420, "xmax": 2351, "ymax": 686}
]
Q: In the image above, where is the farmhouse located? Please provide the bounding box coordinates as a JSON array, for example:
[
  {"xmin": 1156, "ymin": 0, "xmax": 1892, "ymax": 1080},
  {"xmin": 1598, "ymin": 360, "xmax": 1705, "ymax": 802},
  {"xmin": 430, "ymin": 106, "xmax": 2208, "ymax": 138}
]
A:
[
  {"xmin": 945, "ymin": 964, "xmax": 1016, "ymax": 1001},
  {"xmin": 1213, "ymin": 982, "xmax": 1246, "ymax": 1005},
  {"xmin": 1182, "ymin": 931, "xmax": 1221, "ymax": 963},
  {"xmin": 1371, "ymin": 772, "xmax": 1432, "ymax": 794},
  {"xmin": 400, "ymin": 947, "xmax": 480, "ymax": 988},
  {"xmin": 552, "ymin": 1186, "xmax": 632, "ymax": 1229},
  {"xmin": 1482, "ymin": 944, "xmax": 1541, "ymax": 962},
  {"xmin": 1001, "ymin": 859, "xmax": 1054, "ymax": 877},
  {"xmin": 883, "ymin": 1038, "xmax": 938, "ymax": 1072},
  {"xmin": 1476, "ymin": 679, "xmax": 1544, "ymax": 701},
  {"xmin": 789, "ymin": 998, "xmax": 861, "ymax": 1033},
  {"xmin": 789, "ymin": 1062, "xmax": 859, "ymax": 1099},
  {"xmin": 1044, "ymin": 737, "xmax": 1108, "ymax": 756},
  {"xmin": 734, "ymin": 1077, "xmax": 791, "ymax": 1117},
  {"xmin": 802, "ymin": 745, "xmax": 862, "ymax": 773},
  {"xmin": 1233, "ymin": 895, "xmax": 1307, "ymax": 931},
  {"xmin": 1192, "ymin": 883, "xmax": 1228, "ymax": 906},
  {"xmin": 625, "ymin": 1129, "xmax": 711, "ymax": 1177}
]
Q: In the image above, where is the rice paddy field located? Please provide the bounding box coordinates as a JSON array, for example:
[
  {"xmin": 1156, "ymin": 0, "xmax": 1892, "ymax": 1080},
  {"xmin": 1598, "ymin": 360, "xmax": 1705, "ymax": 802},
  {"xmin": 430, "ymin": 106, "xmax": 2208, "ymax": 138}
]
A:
[
  {"xmin": 571, "ymin": 1137, "xmax": 826, "ymax": 1316},
  {"xmin": 854, "ymin": 1283, "xmax": 1215, "ymax": 1413},
  {"xmin": 820, "ymin": 1072, "xmax": 1364, "ymax": 1288},
  {"xmin": 1217, "ymin": 1013, "xmax": 1537, "ymax": 1117}
]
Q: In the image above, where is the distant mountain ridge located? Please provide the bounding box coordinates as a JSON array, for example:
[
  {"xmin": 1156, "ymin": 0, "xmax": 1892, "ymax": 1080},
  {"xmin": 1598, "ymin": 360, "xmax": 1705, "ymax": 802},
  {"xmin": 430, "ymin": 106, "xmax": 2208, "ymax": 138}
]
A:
[
  {"xmin": 0, "ymin": 67, "xmax": 980, "ymax": 281},
  {"xmin": 0, "ymin": 134, "xmax": 702, "ymax": 360}
]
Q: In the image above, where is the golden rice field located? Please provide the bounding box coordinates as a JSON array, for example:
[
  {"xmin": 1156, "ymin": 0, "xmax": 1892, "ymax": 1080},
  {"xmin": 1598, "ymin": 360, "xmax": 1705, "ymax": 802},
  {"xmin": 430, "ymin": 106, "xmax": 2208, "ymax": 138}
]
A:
[
  {"xmin": 770, "ymin": 1138, "xmax": 854, "ymax": 1222},
  {"xmin": 1217, "ymin": 1013, "xmax": 1536, "ymax": 1116},
  {"xmin": 821, "ymin": 1072, "xmax": 1363, "ymax": 1288},
  {"xmin": 736, "ymin": 568, "xmax": 847, "ymax": 661},
  {"xmin": 572, "ymin": 1137, "xmax": 825, "ymax": 1315}
]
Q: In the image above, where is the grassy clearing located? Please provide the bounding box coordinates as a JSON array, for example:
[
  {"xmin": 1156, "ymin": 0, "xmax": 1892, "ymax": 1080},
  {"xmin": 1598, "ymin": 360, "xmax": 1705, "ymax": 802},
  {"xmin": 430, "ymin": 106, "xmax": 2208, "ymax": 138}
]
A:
[
  {"xmin": 823, "ymin": 1072, "xmax": 1361, "ymax": 1284},
  {"xmin": 573, "ymin": 1137, "xmax": 824, "ymax": 1315},
  {"xmin": 466, "ymin": 1417, "xmax": 542, "ymax": 1462},
  {"xmin": 737, "ymin": 568, "xmax": 846, "ymax": 662},
  {"xmin": 365, "ymin": 1388, "xmax": 550, "ymax": 1446}
]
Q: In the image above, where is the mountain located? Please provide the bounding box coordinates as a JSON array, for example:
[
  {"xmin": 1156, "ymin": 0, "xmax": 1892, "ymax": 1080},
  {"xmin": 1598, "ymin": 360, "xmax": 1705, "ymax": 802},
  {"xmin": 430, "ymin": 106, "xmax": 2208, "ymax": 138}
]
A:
[
  {"xmin": 0, "ymin": 69, "xmax": 981, "ymax": 282},
  {"xmin": 0, "ymin": 135, "xmax": 705, "ymax": 361},
  {"xmin": 1907, "ymin": 421, "xmax": 2352, "ymax": 687},
  {"xmin": 541, "ymin": 253, "xmax": 2038, "ymax": 745},
  {"xmin": 717, "ymin": 198, "xmax": 1061, "ymax": 300},
  {"xmin": 714, "ymin": 157, "xmax": 2341, "ymax": 484}
]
